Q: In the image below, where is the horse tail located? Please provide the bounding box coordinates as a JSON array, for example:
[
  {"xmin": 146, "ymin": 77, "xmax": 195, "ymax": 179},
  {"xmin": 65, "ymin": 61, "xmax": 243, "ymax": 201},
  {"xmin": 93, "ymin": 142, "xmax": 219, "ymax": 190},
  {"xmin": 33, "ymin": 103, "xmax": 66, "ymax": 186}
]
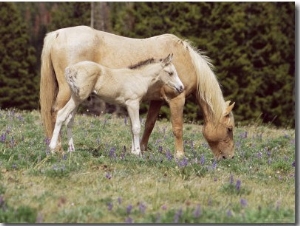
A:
[
  {"xmin": 183, "ymin": 40, "xmax": 225, "ymax": 122},
  {"xmin": 40, "ymin": 31, "xmax": 57, "ymax": 139}
]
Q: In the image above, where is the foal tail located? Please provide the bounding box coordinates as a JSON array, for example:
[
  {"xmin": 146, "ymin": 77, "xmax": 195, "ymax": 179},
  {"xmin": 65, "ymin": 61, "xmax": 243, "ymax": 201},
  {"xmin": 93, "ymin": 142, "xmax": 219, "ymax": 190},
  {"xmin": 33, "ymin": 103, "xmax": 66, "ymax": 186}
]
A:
[{"xmin": 40, "ymin": 31, "xmax": 58, "ymax": 139}]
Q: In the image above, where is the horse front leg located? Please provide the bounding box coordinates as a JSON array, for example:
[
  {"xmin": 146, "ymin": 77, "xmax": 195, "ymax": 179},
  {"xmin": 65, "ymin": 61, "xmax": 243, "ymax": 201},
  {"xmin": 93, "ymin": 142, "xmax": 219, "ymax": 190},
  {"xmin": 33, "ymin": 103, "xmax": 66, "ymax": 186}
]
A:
[
  {"xmin": 140, "ymin": 100, "xmax": 163, "ymax": 152},
  {"xmin": 126, "ymin": 101, "xmax": 141, "ymax": 156},
  {"xmin": 168, "ymin": 93, "xmax": 185, "ymax": 158}
]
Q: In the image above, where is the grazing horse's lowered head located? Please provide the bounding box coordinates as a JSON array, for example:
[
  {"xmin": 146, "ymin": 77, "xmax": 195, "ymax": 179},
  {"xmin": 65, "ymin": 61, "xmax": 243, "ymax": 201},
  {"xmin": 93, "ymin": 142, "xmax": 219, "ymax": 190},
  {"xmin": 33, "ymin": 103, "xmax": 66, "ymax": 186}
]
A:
[{"xmin": 202, "ymin": 101, "xmax": 235, "ymax": 160}]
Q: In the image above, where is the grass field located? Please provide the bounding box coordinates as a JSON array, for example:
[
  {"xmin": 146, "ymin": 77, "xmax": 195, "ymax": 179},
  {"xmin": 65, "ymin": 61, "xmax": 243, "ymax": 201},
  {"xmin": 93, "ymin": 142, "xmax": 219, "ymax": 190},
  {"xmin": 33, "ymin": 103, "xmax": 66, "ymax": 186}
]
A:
[{"xmin": 0, "ymin": 109, "xmax": 296, "ymax": 223}]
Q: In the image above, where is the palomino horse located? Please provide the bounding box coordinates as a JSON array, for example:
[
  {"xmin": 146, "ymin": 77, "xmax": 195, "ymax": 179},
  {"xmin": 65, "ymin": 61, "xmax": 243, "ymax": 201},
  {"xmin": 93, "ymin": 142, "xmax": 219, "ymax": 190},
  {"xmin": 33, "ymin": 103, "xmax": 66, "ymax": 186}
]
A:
[
  {"xmin": 40, "ymin": 25, "xmax": 235, "ymax": 160},
  {"xmin": 49, "ymin": 54, "xmax": 184, "ymax": 155}
]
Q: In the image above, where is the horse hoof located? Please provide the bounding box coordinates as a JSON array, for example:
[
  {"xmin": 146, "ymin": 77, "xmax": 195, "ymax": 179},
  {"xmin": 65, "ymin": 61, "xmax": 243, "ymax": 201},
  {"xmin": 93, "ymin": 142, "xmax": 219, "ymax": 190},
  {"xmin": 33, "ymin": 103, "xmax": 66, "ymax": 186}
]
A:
[{"xmin": 175, "ymin": 152, "xmax": 185, "ymax": 159}]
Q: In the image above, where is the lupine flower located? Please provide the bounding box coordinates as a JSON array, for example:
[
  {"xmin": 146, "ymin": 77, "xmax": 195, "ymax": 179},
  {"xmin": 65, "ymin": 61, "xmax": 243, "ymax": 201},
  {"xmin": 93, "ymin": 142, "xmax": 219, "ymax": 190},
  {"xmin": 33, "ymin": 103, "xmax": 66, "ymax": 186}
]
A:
[
  {"xmin": 161, "ymin": 204, "xmax": 167, "ymax": 210},
  {"xmin": 139, "ymin": 202, "xmax": 147, "ymax": 214},
  {"xmin": 212, "ymin": 160, "xmax": 217, "ymax": 169},
  {"xmin": 236, "ymin": 180, "xmax": 241, "ymax": 191},
  {"xmin": 158, "ymin": 146, "xmax": 163, "ymax": 153},
  {"xmin": 240, "ymin": 198, "xmax": 247, "ymax": 207},
  {"xmin": 292, "ymin": 161, "xmax": 295, "ymax": 167},
  {"xmin": 124, "ymin": 116, "xmax": 128, "ymax": 125},
  {"xmin": 166, "ymin": 150, "xmax": 173, "ymax": 161},
  {"xmin": 178, "ymin": 157, "xmax": 188, "ymax": 168},
  {"xmin": 174, "ymin": 208, "xmax": 182, "ymax": 223},
  {"xmin": 126, "ymin": 204, "xmax": 133, "ymax": 214},
  {"xmin": 107, "ymin": 202, "xmax": 113, "ymax": 211},
  {"xmin": 109, "ymin": 147, "xmax": 116, "ymax": 159},
  {"xmin": 200, "ymin": 154, "xmax": 205, "ymax": 165},
  {"xmin": 105, "ymin": 172, "xmax": 112, "ymax": 179},
  {"xmin": 193, "ymin": 205, "xmax": 201, "ymax": 218},
  {"xmin": 0, "ymin": 133, "xmax": 6, "ymax": 143},
  {"xmin": 125, "ymin": 217, "xmax": 133, "ymax": 223},
  {"xmin": 227, "ymin": 209, "xmax": 232, "ymax": 217}
]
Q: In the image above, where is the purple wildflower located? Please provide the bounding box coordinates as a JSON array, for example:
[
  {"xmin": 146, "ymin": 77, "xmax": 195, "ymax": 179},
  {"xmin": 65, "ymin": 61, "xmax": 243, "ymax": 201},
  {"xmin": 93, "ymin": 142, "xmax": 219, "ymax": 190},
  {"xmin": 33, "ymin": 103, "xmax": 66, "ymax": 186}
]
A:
[
  {"xmin": 125, "ymin": 217, "xmax": 133, "ymax": 223},
  {"xmin": 193, "ymin": 205, "xmax": 201, "ymax": 218},
  {"xmin": 212, "ymin": 160, "xmax": 217, "ymax": 169},
  {"xmin": 178, "ymin": 157, "xmax": 188, "ymax": 168},
  {"xmin": 139, "ymin": 202, "xmax": 147, "ymax": 214},
  {"xmin": 124, "ymin": 116, "xmax": 128, "ymax": 125},
  {"xmin": 0, "ymin": 133, "xmax": 6, "ymax": 143},
  {"xmin": 109, "ymin": 147, "xmax": 116, "ymax": 159},
  {"xmin": 257, "ymin": 152, "xmax": 262, "ymax": 158},
  {"xmin": 227, "ymin": 209, "xmax": 232, "ymax": 217},
  {"xmin": 158, "ymin": 146, "xmax": 163, "ymax": 153},
  {"xmin": 126, "ymin": 204, "xmax": 133, "ymax": 214},
  {"xmin": 174, "ymin": 208, "xmax": 182, "ymax": 223},
  {"xmin": 236, "ymin": 180, "xmax": 241, "ymax": 191},
  {"xmin": 161, "ymin": 204, "xmax": 167, "ymax": 210},
  {"xmin": 105, "ymin": 172, "xmax": 112, "ymax": 179},
  {"xmin": 107, "ymin": 202, "xmax": 113, "ymax": 211},
  {"xmin": 200, "ymin": 154, "xmax": 205, "ymax": 165},
  {"xmin": 166, "ymin": 150, "xmax": 173, "ymax": 161},
  {"xmin": 292, "ymin": 161, "xmax": 295, "ymax": 167},
  {"xmin": 240, "ymin": 198, "xmax": 247, "ymax": 207}
]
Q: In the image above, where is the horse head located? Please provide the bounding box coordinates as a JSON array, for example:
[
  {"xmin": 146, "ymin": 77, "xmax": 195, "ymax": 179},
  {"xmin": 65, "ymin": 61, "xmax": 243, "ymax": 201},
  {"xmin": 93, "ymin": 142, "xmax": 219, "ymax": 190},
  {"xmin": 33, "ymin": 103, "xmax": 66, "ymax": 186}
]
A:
[
  {"xmin": 159, "ymin": 54, "xmax": 184, "ymax": 94},
  {"xmin": 202, "ymin": 101, "xmax": 235, "ymax": 160}
]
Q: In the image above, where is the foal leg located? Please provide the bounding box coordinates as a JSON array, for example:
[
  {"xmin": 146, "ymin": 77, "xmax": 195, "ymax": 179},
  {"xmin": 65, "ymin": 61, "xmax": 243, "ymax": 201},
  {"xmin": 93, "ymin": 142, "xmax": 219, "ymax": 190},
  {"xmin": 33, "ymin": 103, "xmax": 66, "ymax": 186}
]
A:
[
  {"xmin": 140, "ymin": 100, "xmax": 163, "ymax": 152},
  {"xmin": 65, "ymin": 107, "xmax": 77, "ymax": 152},
  {"xmin": 126, "ymin": 101, "xmax": 142, "ymax": 156},
  {"xmin": 168, "ymin": 93, "xmax": 186, "ymax": 158},
  {"xmin": 49, "ymin": 97, "xmax": 77, "ymax": 153}
]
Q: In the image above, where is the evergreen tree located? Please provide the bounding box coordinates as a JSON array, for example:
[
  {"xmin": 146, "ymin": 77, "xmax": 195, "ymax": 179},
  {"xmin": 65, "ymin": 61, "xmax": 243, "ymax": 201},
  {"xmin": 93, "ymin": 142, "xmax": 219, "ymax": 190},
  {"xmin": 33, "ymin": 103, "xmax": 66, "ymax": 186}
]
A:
[
  {"xmin": 0, "ymin": 2, "xmax": 38, "ymax": 110},
  {"xmin": 113, "ymin": 2, "xmax": 295, "ymax": 127},
  {"xmin": 47, "ymin": 2, "xmax": 90, "ymax": 31}
]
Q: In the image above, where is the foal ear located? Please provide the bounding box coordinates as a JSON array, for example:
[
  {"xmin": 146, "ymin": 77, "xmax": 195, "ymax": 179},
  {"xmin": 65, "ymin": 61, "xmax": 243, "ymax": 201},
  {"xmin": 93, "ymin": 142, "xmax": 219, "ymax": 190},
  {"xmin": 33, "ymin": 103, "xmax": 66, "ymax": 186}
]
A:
[{"xmin": 163, "ymin": 53, "xmax": 173, "ymax": 65}]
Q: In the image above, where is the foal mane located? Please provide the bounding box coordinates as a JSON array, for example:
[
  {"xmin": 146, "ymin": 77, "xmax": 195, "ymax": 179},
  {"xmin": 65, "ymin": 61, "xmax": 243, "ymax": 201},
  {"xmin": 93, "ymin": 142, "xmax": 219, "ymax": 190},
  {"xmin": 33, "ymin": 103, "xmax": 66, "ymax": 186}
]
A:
[{"xmin": 129, "ymin": 58, "xmax": 156, "ymax": 69}]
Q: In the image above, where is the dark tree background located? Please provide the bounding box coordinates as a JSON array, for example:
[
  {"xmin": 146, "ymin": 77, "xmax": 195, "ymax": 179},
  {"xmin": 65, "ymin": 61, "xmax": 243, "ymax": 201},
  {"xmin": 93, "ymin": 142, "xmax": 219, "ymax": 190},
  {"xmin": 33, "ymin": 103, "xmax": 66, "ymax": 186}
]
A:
[{"xmin": 0, "ymin": 2, "xmax": 295, "ymax": 128}]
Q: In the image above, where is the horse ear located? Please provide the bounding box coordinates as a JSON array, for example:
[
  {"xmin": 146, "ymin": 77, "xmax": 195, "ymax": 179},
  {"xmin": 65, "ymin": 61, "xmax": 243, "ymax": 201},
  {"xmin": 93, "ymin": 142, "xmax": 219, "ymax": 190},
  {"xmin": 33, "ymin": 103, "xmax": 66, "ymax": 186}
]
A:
[
  {"xmin": 224, "ymin": 101, "xmax": 235, "ymax": 116},
  {"xmin": 163, "ymin": 53, "xmax": 173, "ymax": 65}
]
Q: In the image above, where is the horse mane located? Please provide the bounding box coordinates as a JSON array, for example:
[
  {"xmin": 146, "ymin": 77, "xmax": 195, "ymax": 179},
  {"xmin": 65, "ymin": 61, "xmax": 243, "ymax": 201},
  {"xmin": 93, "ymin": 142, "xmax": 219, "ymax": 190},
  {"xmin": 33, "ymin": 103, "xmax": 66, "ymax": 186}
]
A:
[
  {"xmin": 129, "ymin": 58, "xmax": 156, "ymax": 69},
  {"xmin": 180, "ymin": 39, "xmax": 226, "ymax": 124}
]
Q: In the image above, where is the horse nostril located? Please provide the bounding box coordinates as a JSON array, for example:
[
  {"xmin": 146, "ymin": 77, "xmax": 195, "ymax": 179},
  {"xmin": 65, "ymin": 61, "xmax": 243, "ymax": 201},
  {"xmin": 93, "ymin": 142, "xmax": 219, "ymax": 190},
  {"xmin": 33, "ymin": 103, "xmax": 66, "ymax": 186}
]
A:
[
  {"xmin": 232, "ymin": 156, "xmax": 234, "ymax": 159},
  {"xmin": 223, "ymin": 156, "xmax": 226, "ymax": 159}
]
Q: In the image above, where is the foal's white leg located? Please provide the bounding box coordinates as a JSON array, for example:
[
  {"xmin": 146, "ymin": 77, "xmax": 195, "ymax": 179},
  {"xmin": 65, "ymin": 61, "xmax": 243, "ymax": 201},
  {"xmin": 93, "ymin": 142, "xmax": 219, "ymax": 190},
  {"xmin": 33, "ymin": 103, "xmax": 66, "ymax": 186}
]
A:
[
  {"xmin": 49, "ymin": 97, "xmax": 78, "ymax": 153},
  {"xmin": 126, "ymin": 101, "xmax": 141, "ymax": 156},
  {"xmin": 65, "ymin": 109, "xmax": 77, "ymax": 152}
]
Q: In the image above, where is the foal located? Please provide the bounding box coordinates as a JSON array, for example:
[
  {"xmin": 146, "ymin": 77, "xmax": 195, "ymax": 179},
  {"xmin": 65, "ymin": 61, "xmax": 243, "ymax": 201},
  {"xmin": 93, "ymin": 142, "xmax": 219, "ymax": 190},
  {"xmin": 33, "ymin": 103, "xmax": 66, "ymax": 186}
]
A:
[{"xmin": 49, "ymin": 54, "xmax": 184, "ymax": 156}]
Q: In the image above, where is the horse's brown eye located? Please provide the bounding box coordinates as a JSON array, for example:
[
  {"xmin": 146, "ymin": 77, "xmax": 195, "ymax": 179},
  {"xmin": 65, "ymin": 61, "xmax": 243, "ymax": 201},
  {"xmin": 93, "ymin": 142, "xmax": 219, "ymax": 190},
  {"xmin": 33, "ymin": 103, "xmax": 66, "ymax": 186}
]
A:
[
  {"xmin": 169, "ymin": 72, "xmax": 173, "ymax": 76},
  {"xmin": 227, "ymin": 127, "xmax": 233, "ymax": 132}
]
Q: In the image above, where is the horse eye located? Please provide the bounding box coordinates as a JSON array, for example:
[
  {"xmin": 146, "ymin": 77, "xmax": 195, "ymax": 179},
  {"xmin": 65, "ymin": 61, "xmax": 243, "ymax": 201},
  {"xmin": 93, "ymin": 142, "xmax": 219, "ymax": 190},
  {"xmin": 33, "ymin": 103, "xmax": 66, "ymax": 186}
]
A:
[
  {"xmin": 227, "ymin": 127, "xmax": 233, "ymax": 133},
  {"xmin": 168, "ymin": 72, "xmax": 173, "ymax": 76}
]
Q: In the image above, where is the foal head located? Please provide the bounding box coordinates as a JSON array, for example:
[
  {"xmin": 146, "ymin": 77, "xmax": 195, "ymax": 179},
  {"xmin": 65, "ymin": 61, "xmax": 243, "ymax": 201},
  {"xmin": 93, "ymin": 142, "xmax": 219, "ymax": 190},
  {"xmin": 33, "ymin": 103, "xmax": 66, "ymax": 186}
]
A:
[{"xmin": 157, "ymin": 54, "xmax": 184, "ymax": 94}]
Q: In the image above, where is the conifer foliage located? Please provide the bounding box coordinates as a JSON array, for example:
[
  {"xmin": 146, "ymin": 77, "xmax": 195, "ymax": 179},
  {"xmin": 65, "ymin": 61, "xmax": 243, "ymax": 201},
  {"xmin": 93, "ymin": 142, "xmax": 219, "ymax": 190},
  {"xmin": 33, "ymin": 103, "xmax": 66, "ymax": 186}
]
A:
[{"xmin": 0, "ymin": 3, "xmax": 38, "ymax": 110}]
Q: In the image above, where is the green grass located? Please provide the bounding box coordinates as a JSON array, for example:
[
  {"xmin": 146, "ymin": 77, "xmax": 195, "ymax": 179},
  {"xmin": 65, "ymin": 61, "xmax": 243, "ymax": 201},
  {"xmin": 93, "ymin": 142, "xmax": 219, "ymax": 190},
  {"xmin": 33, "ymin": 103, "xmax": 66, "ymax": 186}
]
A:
[{"xmin": 0, "ymin": 109, "xmax": 295, "ymax": 223}]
